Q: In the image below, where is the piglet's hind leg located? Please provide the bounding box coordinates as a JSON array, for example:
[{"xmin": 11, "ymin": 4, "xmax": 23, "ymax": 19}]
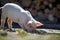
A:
[{"xmin": 1, "ymin": 16, "xmax": 6, "ymax": 30}]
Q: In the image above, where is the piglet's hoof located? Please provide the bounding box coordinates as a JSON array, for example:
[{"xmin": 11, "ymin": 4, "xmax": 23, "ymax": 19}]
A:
[
  {"xmin": 0, "ymin": 27, "xmax": 3, "ymax": 30},
  {"xmin": 7, "ymin": 29, "xmax": 16, "ymax": 32}
]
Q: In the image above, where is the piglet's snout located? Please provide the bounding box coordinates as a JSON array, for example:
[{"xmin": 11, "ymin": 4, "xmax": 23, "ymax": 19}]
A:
[{"xmin": 36, "ymin": 22, "xmax": 44, "ymax": 27}]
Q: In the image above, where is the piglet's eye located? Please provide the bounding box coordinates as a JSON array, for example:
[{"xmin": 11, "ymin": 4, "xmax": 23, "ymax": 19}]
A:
[{"xmin": 27, "ymin": 23, "xmax": 35, "ymax": 30}]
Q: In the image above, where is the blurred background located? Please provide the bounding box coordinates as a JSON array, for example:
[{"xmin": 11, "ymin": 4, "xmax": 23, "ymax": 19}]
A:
[{"xmin": 0, "ymin": 0, "xmax": 60, "ymax": 29}]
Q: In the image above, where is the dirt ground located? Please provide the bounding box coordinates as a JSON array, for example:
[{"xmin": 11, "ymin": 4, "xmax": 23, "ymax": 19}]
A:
[{"xmin": 0, "ymin": 29, "xmax": 60, "ymax": 40}]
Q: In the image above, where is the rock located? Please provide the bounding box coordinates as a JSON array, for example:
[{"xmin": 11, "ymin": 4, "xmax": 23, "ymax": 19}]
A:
[{"xmin": 0, "ymin": 30, "xmax": 8, "ymax": 36}]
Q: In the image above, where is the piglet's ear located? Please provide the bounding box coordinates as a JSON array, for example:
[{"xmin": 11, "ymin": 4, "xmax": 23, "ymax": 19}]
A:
[{"xmin": 36, "ymin": 22, "xmax": 43, "ymax": 27}]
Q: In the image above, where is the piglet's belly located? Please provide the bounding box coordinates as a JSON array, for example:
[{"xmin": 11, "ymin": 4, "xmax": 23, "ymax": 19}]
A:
[{"xmin": 7, "ymin": 12, "xmax": 19, "ymax": 23}]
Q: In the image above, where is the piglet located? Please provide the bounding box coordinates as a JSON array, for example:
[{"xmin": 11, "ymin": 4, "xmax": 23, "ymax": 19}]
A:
[{"xmin": 1, "ymin": 3, "xmax": 43, "ymax": 32}]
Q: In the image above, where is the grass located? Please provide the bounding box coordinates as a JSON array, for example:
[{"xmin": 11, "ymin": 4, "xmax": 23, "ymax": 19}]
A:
[
  {"xmin": 16, "ymin": 29, "xmax": 28, "ymax": 37},
  {"xmin": 17, "ymin": 29, "xmax": 60, "ymax": 40},
  {"xmin": 0, "ymin": 36, "xmax": 7, "ymax": 40},
  {"xmin": 0, "ymin": 29, "xmax": 60, "ymax": 40}
]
